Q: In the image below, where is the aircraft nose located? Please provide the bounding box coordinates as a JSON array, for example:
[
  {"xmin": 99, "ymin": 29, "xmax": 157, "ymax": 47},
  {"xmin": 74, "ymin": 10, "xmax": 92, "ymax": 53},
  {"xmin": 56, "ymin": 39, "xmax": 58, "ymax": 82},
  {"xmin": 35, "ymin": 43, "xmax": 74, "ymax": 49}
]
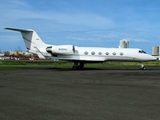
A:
[
  {"xmin": 151, "ymin": 56, "xmax": 157, "ymax": 61},
  {"xmin": 155, "ymin": 57, "xmax": 159, "ymax": 61}
]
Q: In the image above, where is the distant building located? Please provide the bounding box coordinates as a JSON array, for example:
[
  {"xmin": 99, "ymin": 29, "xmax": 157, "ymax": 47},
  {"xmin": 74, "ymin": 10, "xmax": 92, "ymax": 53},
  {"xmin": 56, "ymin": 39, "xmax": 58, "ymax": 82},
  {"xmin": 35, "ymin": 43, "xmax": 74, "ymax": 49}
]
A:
[
  {"xmin": 119, "ymin": 39, "xmax": 129, "ymax": 48},
  {"xmin": 152, "ymin": 46, "xmax": 160, "ymax": 56},
  {"xmin": 152, "ymin": 46, "xmax": 160, "ymax": 60},
  {"xmin": 0, "ymin": 53, "xmax": 4, "ymax": 60},
  {"xmin": 0, "ymin": 53, "xmax": 4, "ymax": 56}
]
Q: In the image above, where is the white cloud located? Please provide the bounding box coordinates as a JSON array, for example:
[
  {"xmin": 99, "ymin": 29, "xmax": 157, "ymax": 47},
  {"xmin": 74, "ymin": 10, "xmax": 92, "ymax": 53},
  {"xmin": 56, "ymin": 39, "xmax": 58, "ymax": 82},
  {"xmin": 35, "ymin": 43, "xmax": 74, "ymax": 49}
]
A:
[
  {"xmin": 0, "ymin": 1, "xmax": 114, "ymax": 30},
  {"xmin": 130, "ymin": 38, "xmax": 149, "ymax": 42},
  {"xmin": 0, "ymin": 34, "xmax": 21, "ymax": 43},
  {"xmin": 51, "ymin": 12, "xmax": 114, "ymax": 28}
]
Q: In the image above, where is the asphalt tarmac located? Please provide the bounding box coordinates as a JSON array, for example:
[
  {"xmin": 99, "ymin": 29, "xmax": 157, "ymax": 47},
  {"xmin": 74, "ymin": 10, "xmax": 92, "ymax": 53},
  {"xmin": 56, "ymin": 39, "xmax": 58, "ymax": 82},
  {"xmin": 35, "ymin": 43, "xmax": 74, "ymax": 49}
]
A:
[{"xmin": 0, "ymin": 66, "xmax": 160, "ymax": 120}]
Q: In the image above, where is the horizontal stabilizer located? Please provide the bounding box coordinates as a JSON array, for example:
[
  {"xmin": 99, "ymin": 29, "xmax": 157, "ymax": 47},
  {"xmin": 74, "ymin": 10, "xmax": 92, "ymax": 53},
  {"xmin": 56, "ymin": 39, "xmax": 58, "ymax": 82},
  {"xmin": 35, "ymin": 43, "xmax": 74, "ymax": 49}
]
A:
[{"xmin": 5, "ymin": 28, "xmax": 33, "ymax": 32}]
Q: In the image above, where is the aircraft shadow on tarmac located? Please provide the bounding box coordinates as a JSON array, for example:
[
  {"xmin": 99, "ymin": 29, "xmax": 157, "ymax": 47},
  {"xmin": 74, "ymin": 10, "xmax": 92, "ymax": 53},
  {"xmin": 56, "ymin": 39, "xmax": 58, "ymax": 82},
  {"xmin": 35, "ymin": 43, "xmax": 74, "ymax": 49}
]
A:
[{"xmin": 48, "ymin": 66, "xmax": 159, "ymax": 71}]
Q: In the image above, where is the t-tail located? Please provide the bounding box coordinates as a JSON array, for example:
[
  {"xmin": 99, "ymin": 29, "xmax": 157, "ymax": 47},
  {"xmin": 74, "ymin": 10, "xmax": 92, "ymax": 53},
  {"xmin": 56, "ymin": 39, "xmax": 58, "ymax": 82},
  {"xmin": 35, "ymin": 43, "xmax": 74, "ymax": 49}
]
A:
[{"xmin": 5, "ymin": 28, "xmax": 51, "ymax": 59}]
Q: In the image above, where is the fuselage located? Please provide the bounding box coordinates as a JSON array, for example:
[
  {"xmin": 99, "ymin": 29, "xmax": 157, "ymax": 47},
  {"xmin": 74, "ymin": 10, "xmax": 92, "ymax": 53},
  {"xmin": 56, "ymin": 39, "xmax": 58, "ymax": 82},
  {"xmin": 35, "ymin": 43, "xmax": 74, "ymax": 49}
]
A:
[{"xmin": 53, "ymin": 46, "xmax": 157, "ymax": 62}]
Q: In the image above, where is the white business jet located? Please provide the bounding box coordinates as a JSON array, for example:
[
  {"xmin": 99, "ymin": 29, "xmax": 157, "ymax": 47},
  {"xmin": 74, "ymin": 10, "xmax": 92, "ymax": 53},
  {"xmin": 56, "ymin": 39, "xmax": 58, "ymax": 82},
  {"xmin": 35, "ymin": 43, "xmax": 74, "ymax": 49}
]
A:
[{"xmin": 5, "ymin": 28, "xmax": 157, "ymax": 70}]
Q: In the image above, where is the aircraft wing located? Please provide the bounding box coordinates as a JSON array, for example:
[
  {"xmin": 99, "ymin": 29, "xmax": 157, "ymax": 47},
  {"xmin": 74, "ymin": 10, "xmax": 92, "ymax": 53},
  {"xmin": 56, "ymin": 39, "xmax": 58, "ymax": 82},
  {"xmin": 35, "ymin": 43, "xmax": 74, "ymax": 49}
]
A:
[{"xmin": 57, "ymin": 55, "xmax": 106, "ymax": 62}]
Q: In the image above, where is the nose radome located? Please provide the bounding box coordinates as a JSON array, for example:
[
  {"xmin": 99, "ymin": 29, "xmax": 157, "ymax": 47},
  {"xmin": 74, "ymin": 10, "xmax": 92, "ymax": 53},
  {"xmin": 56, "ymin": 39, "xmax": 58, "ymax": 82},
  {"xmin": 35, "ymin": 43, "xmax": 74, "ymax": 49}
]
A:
[{"xmin": 151, "ymin": 56, "xmax": 157, "ymax": 61}]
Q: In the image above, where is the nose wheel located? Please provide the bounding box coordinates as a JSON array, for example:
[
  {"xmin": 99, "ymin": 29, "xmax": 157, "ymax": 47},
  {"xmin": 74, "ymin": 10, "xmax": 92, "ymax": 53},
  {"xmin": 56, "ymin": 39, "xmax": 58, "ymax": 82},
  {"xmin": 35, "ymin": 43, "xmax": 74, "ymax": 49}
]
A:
[{"xmin": 140, "ymin": 63, "xmax": 145, "ymax": 70}]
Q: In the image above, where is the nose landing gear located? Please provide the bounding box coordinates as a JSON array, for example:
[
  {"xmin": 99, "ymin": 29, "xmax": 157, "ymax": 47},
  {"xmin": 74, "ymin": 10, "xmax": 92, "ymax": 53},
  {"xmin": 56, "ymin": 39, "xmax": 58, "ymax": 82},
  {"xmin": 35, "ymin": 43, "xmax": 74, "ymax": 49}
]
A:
[{"xmin": 140, "ymin": 63, "xmax": 145, "ymax": 70}]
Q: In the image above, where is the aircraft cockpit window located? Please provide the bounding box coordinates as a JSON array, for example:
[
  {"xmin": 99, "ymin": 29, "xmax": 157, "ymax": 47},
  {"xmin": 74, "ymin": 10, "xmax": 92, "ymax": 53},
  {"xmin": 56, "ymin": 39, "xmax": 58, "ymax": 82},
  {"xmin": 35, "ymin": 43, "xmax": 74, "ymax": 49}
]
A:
[{"xmin": 139, "ymin": 50, "xmax": 146, "ymax": 54}]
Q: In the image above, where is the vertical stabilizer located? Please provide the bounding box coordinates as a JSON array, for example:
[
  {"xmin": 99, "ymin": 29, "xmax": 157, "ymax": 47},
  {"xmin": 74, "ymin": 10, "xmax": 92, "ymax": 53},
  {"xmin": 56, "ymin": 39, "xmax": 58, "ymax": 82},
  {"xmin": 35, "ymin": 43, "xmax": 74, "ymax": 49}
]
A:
[{"xmin": 5, "ymin": 28, "xmax": 50, "ymax": 59}]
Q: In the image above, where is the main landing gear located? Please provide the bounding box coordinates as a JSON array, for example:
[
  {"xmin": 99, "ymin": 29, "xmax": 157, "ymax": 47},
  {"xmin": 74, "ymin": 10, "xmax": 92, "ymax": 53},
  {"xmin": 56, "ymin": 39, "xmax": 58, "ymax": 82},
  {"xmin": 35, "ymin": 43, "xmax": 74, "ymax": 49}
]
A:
[{"xmin": 72, "ymin": 61, "xmax": 84, "ymax": 70}]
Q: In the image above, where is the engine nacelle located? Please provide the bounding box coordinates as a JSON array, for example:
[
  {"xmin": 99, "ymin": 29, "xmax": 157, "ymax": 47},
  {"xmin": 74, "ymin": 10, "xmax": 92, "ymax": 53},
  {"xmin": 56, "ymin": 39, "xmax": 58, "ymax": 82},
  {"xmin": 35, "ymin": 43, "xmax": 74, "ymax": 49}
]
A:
[{"xmin": 46, "ymin": 45, "xmax": 75, "ymax": 55}]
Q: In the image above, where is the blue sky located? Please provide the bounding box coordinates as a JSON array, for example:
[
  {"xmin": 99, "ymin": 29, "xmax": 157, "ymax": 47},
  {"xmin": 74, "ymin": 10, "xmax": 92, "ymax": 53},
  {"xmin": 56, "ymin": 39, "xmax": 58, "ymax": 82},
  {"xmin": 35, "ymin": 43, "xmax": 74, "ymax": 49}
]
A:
[{"xmin": 0, "ymin": 0, "xmax": 160, "ymax": 54}]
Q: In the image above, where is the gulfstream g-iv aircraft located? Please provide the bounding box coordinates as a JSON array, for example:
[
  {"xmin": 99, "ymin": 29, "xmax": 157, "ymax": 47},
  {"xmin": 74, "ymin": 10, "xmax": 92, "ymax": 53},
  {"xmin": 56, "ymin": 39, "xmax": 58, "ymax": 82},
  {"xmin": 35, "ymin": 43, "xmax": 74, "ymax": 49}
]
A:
[{"xmin": 5, "ymin": 28, "xmax": 157, "ymax": 69}]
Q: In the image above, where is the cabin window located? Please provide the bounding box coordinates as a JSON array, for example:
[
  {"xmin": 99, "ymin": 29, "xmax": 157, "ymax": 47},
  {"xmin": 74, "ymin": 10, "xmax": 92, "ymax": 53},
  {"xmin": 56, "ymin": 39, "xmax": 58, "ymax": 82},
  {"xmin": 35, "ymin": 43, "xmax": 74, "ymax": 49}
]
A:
[
  {"xmin": 105, "ymin": 52, "xmax": 109, "ymax": 55},
  {"xmin": 91, "ymin": 51, "xmax": 95, "ymax": 55},
  {"xmin": 113, "ymin": 52, "xmax": 116, "ymax": 55},
  {"xmin": 120, "ymin": 52, "xmax": 123, "ymax": 56},
  {"xmin": 98, "ymin": 52, "xmax": 102, "ymax": 55},
  {"xmin": 84, "ymin": 51, "xmax": 88, "ymax": 55}
]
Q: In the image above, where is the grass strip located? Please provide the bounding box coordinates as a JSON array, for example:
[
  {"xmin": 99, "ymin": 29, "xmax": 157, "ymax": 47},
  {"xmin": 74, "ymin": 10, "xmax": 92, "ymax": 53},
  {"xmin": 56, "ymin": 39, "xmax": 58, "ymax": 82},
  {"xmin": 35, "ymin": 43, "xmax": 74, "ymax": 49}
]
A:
[{"xmin": 0, "ymin": 60, "xmax": 159, "ymax": 68}]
